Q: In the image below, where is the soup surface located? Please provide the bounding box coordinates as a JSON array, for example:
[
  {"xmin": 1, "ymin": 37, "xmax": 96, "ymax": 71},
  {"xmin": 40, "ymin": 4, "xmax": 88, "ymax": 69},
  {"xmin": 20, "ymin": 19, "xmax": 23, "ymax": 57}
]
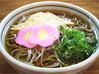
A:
[{"xmin": 5, "ymin": 11, "xmax": 97, "ymax": 68}]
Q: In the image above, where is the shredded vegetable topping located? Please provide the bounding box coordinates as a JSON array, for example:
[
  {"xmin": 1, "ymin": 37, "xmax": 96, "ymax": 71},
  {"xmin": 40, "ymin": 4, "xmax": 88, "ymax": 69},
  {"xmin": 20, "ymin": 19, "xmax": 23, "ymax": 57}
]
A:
[
  {"xmin": 53, "ymin": 26, "xmax": 97, "ymax": 64},
  {"xmin": 11, "ymin": 12, "xmax": 74, "ymax": 30}
]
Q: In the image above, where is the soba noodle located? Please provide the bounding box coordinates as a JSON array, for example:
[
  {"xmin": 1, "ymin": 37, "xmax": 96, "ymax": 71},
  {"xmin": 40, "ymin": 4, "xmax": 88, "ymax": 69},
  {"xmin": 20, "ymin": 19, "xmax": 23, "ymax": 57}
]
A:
[{"xmin": 5, "ymin": 12, "xmax": 97, "ymax": 68}]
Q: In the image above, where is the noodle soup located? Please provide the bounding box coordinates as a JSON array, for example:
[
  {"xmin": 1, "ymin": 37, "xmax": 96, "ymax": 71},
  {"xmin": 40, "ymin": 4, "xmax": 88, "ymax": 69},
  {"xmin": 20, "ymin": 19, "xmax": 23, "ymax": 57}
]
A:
[{"xmin": 5, "ymin": 11, "xmax": 97, "ymax": 68}]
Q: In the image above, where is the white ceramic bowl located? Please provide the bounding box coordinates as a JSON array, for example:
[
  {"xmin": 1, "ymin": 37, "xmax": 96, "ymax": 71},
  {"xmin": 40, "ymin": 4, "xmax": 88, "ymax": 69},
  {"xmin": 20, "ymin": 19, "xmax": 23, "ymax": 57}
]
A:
[{"xmin": 0, "ymin": 1, "xmax": 99, "ymax": 74}]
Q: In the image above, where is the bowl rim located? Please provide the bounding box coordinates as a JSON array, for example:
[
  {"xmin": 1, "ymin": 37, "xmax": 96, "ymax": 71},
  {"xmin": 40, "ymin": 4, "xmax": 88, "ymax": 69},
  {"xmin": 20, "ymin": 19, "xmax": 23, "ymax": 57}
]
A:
[{"xmin": 0, "ymin": 1, "xmax": 99, "ymax": 73}]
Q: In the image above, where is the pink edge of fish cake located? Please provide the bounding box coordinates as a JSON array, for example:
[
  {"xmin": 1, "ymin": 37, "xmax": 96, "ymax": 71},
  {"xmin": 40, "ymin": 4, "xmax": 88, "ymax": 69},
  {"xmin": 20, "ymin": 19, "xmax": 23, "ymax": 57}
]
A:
[
  {"xmin": 15, "ymin": 26, "xmax": 37, "ymax": 48},
  {"xmin": 29, "ymin": 24, "xmax": 60, "ymax": 47}
]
